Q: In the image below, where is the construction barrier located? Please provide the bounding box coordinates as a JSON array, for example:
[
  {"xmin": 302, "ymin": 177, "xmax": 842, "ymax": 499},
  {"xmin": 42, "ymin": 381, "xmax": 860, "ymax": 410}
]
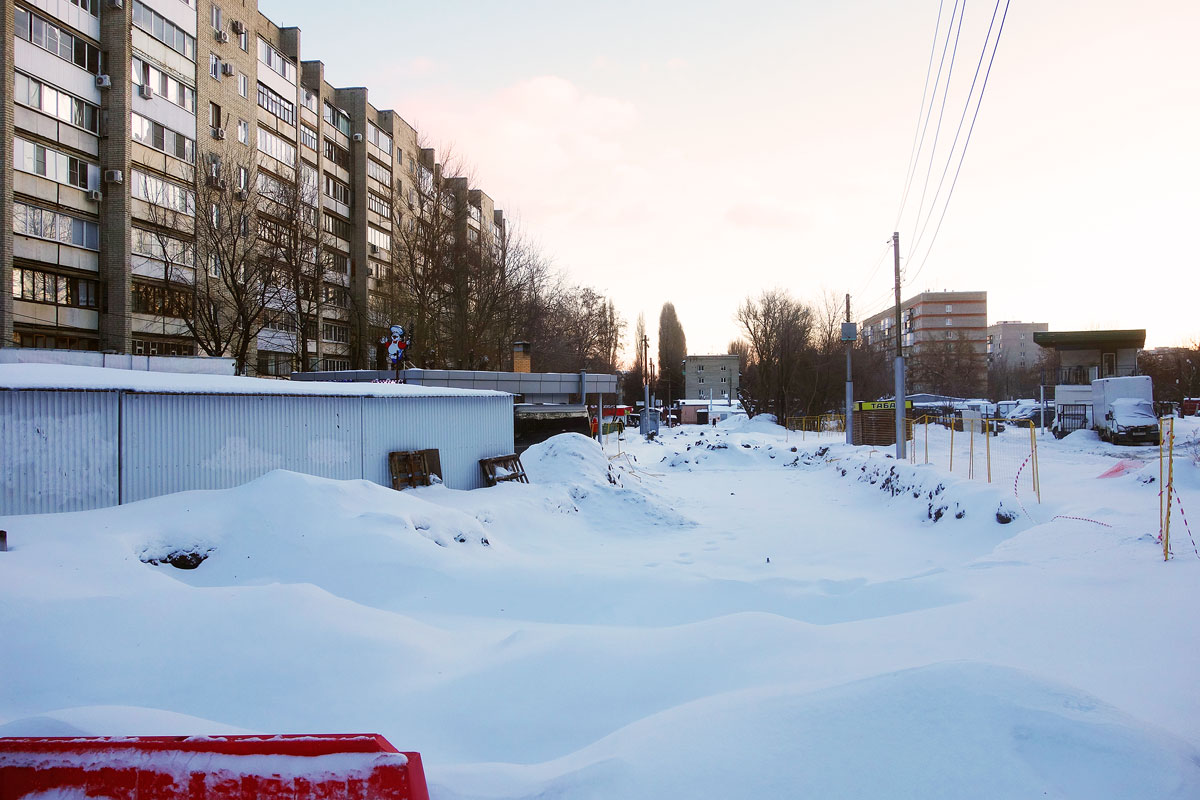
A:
[
  {"xmin": 909, "ymin": 415, "xmax": 1040, "ymax": 503},
  {"xmin": 785, "ymin": 415, "xmax": 846, "ymax": 440},
  {"xmin": 0, "ymin": 734, "xmax": 430, "ymax": 800}
]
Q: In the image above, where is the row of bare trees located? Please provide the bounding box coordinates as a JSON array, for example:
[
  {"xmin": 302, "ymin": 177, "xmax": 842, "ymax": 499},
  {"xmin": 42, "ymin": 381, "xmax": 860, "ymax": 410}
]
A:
[
  {"xmin": 138, "ymin": 145, "xmax": 623, "ymax": 375},
  {"xmin": 731, "ymin": 289, "xmax": 892, "ymax": 419}
]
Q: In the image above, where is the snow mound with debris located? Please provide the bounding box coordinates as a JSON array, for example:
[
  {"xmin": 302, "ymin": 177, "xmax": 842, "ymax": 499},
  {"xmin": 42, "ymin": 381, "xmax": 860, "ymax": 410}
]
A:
[{"xmin": 523, "ymin": 433, "xmax": 694, "ymax": 527}]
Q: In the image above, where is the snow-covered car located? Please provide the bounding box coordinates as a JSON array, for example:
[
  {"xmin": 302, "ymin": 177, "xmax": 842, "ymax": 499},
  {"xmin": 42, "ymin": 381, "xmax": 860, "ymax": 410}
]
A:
[{"xmin": 1103, "ymin": 397, "xmax": 1160, "ymax": 445}]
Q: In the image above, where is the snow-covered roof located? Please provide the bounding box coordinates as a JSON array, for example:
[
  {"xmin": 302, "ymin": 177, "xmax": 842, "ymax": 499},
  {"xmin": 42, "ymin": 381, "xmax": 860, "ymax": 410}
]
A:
[{"xmin": 0, "ymin": 364, "xmax": 509, "ymax": 398}]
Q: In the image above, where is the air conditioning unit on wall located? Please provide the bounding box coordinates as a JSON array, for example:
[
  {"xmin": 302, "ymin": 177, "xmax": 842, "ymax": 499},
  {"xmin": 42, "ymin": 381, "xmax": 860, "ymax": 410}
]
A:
[
  {"xmin": 104, "ymin": 169, "xmax": 123, "ymax": 184},
  {"xmin": 138, "ymin": 84, "xmax": 154, "ymax": 99},
  {"xmin": 231, "ymin": 20, "xmax": 246, "ymax": 35},
  {"xmin": 221, "ymin": 63, "xmax": 235, "ymax": 77},
  {"xmin": 95, "ymin": 74, "xmax": 112, "ymax": 89},
  {"xmin": 87, "ymin": 190, "xmax": 103, "ymax": 202},
  {"xmin": 215, "ymin": 30, "xmax": 230, "ymax": 44}
]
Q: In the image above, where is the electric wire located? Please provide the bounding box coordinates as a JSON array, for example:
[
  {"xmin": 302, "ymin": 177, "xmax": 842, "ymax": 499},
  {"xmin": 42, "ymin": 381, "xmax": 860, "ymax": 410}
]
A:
[
  {"xmin": 893, "ymin": 0, "xmax": 947, "ymax": 231},
  {"xmin": 905, "ymin": 2, "xmax": 967, "ymax": 262},
  {"xmin": 905, "ymin": 0, "xmax": 1011, "ymax": 290},
  {"xmin": 906, "ymin": 0, "xmax": 1004, "ymax": 267},
  {"xmin": 893, "ymin": 0, "xmax": 962, "ymax": 234}
]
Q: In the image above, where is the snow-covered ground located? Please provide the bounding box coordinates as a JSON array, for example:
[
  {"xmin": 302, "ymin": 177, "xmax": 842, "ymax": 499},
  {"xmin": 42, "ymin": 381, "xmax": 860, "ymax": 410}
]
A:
[{"xmin": 2, "ymin": 415, "xmax": 1199, "ymax": 798}]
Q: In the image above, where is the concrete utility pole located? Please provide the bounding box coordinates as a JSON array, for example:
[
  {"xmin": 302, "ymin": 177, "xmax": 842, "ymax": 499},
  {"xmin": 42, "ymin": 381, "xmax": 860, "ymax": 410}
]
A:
[
  {"xmin": 640, "ymin": 334, "xmax": 651, "ymax": 435},
  {"xmin": 844, "ymin": 293, "xmax": 854, "ymax": 445},
  {"xmin": 893, "ymin": 232, "xmax": 906, "ymax": 459}
]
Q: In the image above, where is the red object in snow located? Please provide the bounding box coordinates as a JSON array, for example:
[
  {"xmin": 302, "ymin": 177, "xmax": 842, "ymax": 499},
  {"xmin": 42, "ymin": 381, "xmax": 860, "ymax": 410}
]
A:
[{"xmin": 0, "ymin": 734, "xmax": 429, "ymax": 800}]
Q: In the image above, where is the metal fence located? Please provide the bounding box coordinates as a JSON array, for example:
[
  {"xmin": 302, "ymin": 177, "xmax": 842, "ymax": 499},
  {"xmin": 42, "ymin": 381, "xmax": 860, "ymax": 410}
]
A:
[
  {"xmin": 785, "ymin": 414, "xmax": 846, "ymax": 440},
  {"xmin": 2, "ymin": 389, "xmax": 513, "ymax": 515},
  {"xmin": 909, "ymin": 415, "xmax": 1041, "ymax": 502}
]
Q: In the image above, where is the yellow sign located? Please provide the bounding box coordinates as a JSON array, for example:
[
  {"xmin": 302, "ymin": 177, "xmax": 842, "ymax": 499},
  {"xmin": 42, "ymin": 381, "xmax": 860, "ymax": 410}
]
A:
[{"xmin": 855, "ymin": 400, "xmax": 914, "ymax": 411}]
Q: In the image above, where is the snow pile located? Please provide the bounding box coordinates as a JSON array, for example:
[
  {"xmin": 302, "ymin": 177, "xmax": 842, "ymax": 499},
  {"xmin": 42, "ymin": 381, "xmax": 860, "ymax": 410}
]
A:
[
  {"xmin": 2, "ymin": 418, "xmax": 1199, "ymax": 799},
  {"xmin": 522, "ymin": 433, "xmax": 693, "ymax": 527}
]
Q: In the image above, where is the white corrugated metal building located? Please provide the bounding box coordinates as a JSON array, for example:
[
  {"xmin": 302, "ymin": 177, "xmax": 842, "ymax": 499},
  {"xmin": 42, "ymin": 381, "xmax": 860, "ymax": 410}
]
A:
[{"xmin": 1, "ymin": 364, "xmax": 514, "ymax": 516}]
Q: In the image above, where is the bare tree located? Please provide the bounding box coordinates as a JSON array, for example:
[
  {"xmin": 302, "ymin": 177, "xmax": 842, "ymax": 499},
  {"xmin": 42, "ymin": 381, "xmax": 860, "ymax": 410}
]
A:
[
  {"xmin": 256, "ymin": 163, "xmax": 339, "ymax": 371},
  {"xmin": 141, "ymin": 149, "xmax": 277, "ymax": 374}
]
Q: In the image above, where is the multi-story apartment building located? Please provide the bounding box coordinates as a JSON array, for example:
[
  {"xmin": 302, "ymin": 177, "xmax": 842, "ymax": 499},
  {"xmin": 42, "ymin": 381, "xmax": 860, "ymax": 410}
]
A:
[
  {"xmin": 1, "ymin": 0, "xmax": 506, "ymax": 375},
  {"xmin": 987, "ymin": 320, "xmax": 1048, "ymax": 373},
  {"xmin": 861, "ymin": 290, "xmax": 988, "ymax": 396},
  {"xmin": 683, "ymin": 353, "xmax": 739, "ymax": 401}
]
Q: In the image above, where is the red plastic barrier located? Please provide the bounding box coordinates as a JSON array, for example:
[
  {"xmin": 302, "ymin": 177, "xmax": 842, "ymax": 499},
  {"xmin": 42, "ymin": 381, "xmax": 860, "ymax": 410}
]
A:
[{"xmin": 0, "ymin": 734, "xmax": 429, "ymax": 800}]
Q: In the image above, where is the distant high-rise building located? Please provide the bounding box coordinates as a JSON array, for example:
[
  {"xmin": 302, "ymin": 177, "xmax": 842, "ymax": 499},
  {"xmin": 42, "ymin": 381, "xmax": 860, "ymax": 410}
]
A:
[{"xmin": 861, "ymin": 290, "xmax": 988, "ymax": 397}]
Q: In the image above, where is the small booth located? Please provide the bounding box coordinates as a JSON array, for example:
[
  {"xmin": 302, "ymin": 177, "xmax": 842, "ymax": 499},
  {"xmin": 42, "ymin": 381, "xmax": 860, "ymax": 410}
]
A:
[{"xmin": 852, "ymin": 400, "xmax": 913, "ymax": 446}]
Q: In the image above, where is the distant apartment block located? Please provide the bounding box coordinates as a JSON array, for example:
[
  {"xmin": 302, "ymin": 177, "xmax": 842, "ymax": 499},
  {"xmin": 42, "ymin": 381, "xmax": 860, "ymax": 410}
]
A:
[
  {"xmin": 1, "ymin": 0, "xmax": 506, "ymax": 375},
  {"xmin": 683, "ymin": 354, "xmax": 740, "ymax": 400},
  {"xmin": 987, "ymin": 320, "xmax": 1049, "ymax": 372},
  {"xmin": 861, "ymin": 290, "xmax": 988, "ymax": 396}
]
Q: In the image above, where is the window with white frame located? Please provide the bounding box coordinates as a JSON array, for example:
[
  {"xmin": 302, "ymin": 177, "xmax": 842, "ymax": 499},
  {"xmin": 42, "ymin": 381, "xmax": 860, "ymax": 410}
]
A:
[
  {"xmin": 257, "ymin": 37, "xmax": 296, "ymax": 83},
  {"xmin": 13, "ymin": 202, "xmax": 100, "ymax": 249},
  {"xmin": 14, "ymin": 137, "xmax": 99, "ymax": 190}
]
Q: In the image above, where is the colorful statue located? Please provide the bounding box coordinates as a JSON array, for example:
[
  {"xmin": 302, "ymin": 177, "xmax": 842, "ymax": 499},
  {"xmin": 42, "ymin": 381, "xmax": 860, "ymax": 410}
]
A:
[{"xmin": 381, "ymin": 324, "xmax": 411, "ymax": 367}]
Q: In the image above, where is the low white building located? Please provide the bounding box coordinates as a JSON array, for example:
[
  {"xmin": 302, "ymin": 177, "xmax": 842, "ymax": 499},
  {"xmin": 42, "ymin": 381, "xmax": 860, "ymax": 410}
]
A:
[{"xmin": 1, "ymin": 364, "xmax": 514, "ymax": 515}]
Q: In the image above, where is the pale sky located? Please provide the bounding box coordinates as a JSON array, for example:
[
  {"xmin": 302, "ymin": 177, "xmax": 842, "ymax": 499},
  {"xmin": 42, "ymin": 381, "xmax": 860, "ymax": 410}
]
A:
[{"xmin": 263, "ymin": 0, "xmax": 1200, "ymax": 357}]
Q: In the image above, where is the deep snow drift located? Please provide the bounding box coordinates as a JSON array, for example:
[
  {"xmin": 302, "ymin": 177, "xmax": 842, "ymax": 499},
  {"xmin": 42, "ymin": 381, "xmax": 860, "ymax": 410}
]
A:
[{"xmin": 2, "ymin": 418, "xmax": 1199, "ymax": 799}]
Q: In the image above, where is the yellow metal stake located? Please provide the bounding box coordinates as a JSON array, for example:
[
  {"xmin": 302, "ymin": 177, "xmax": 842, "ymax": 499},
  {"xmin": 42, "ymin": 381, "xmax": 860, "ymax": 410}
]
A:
[
  {"xmin": 1164, "ymin": 418, "xmax": 1175, "ymax": 561},
  {"xmin": 985, "ymin": 419, "xmax": 992, "ymax": 483}
]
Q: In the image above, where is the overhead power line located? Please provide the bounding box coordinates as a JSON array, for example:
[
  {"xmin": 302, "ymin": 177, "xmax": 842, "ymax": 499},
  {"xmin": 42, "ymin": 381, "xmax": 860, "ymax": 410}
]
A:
[{"xmin": 905, "ymin": 0, "xmax": 1011, "ymax": 289}]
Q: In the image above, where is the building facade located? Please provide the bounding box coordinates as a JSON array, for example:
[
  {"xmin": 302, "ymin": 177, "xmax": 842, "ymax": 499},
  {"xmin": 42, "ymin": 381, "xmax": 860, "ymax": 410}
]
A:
[
  {"xmin": 987, "ymin": 320, "xmax": 1048, "ymax": 373},
  {"xmin": 861, "ymin": 290, "xmax": 988, "ymax": 396},
  {"xmin": 1, "ymin": 0, "xmax": 506, "ymax": 374},
  {"xmin": 683, "ymin": 353, "xmax": 740, "ymax": 401}
]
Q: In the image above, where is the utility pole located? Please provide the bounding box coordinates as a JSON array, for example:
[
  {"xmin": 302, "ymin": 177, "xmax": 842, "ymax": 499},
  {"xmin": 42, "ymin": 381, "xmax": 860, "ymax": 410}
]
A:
[
  {"xmin": 640, "ymin": 334, "xmax": 651, "ymax": 435},
  {"xmin": 844, "ymin": 293, "xmax": 854, "ymax": 445},
  {"xmin": 893, "ymin": 232, "xmax": 906, "ymax": 459}
]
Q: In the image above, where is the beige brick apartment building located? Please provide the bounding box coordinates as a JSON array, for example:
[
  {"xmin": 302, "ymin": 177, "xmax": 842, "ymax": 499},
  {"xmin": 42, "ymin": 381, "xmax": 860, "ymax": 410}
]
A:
[
  {"xmin": 861, "ymin": 290, "xmax": 988, "ymax": 397},
  {"xmin": 1, "ymin": 0, "xmax": 506, "ymax": 374}
]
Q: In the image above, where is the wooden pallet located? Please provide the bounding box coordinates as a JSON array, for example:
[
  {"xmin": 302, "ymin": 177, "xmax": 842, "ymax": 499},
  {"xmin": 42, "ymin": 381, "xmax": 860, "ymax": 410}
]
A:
[
  {"xmin": 479, "ymin": 453, "xmax": 529, "ymax": 486},
  {"xmin": 388, "ymin": 449, "xmax": 441, "ymax": 490}
]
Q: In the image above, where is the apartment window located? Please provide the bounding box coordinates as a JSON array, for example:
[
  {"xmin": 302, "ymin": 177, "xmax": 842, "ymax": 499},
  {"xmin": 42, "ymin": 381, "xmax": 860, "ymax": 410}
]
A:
[
  {"xmin": 322, "ymin": 323, "xmax": 349, "ymax": 343},
  {"xmin": 132, "ymin": 227, "xmax": 193, "ymax": 265},
  {"xmin": 66, "ymin": 0, "xmax": 100, "ymax": 16},
  {"xmin": 323, "ymin": 284, "xmax": 348, "ymax": 308},
  {"xmin": 301, "ymin": 125, "xmax": 318, "ymax": 150},
  {"xmin": 257, "ymin": 350, "xmax": 294, "ymax": 377},
  {"xmin": 132, "ymin": 57, "xmax": 197, "ymax": 112},
  {"xmin": 14, "ymin": 137, "xmax": 98, "ymax": 190},
  {"xmin": 14, "ymin": 73, "xmax": 99, "ymax": 133},
  {"xmin": 367, "ymin": 192, "xmax": 391, "ymax": 217},
  {"xmin": 238, "ymin": 28, "xmax": 248, "ymax": 50},
  {"xmin": 238, "ymin": 73, "xmax": 249, "ymax": 98},
  {"xmin": 945, "ymin": 318, "xmax": 953, "ymax": 326},
  {"xmin": 301, "ymin": 87, "xmax": 318, "ymax": 113},
  {"xmin": 300, "ymin": 163, "xmax": 318, "ymax": 205},
  {"xmin": 208, "ymin": 102, "xmax": 222, "ymax": 136},
  {"xmin": 209, "ymin": 53, "xmax": 220, "ymax": 79},
  {"xmin": 133, "ymin": 338, "xmax": 195, "ymax": 356},
  {"xmin": 323, "ymin": 138, "xmax": 350, "ymax": 169},
  {"xmin": 16, "ymin": 9, "xmax": 103, "ymax": 74},
  {"xmin": 257, "ymin": 37, "xmax": 296, "ymax": 84},
  {"xmin": 257, "ymin": 127, "xmax": 297, "ymax": 165},
  {"xmin": 237, "ymin": 119, "xmax": 249, "ymax": 144},
  {"xmin": 366, "ymin": 157, "xmax": 390, "ymax": 184},
  {"xmin": 131, "ymin": 282, "xmax": 189, "ymax": 317},
  {"xmin": 132, "ymin": 1, "xmax": 196, "ymax": 60},
  {"xmin": 367, "ymin": 225, "xmax": 391, "ymax": 252},
  {"xmin": 322, "ymin": 103, "xmax": 351, "ymax": 135},
  {"xmin": 13, "ymin": 267, "xmax": 100, "ymax": 309},
  {"xmin": 467, "ymin": 227, "xmax": 479, "ymax": 243},
  {"xmin": 322, "ymin": 213, "xmax": 351, "ymax": 240},
  {"xmin": 257, "ymin": 82, "xmax": 296, "ymax": 125},
  {"xmin": 210, "ymin": 4, "xmax": 222, "ymax": 30},
  {"xmin": 367, "ymin": 123, "xmax": 392, "ymax": 155},
  {"xmin": 324, "ymin": 174, "xmax": 351, "ymax": 205},
  {"xmin": 13, "ymin": 203, "xmax": 100, "ymax": 249},
  {"xmin": 132, "ymin": 112, "xmax": 195, "ymax": 163},
  {"xmin": 131, "ymin": 169, "xmax": 195, "ymax": 214},
  {"xmin": 329, "ymin": 251, "xmax": 349, "ymax": 274},
  {"xmin": 237, "ymin": 166, "xmax": 249, "ymax": 191},
  {"xmin": 945, "ymin": 304, "xmax": 953, "ymax": 313}
]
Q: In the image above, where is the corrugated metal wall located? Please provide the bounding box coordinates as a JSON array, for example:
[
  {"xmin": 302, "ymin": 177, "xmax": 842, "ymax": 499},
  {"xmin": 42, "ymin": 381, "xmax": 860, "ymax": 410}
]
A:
[
  {"xmin": 360, "ymin": 395, "xmax": 514, "ymax": 490},
  {"xmin": 1, "ymin": 390, "xmax": 514, "ymax": 515},
  {"xmin": 120, "ymin": 394, "xmax": 365, "ymax": 503},
  {"xmin": 1, "ymin": 390, "xmax": 120, "ymax": 515}
]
